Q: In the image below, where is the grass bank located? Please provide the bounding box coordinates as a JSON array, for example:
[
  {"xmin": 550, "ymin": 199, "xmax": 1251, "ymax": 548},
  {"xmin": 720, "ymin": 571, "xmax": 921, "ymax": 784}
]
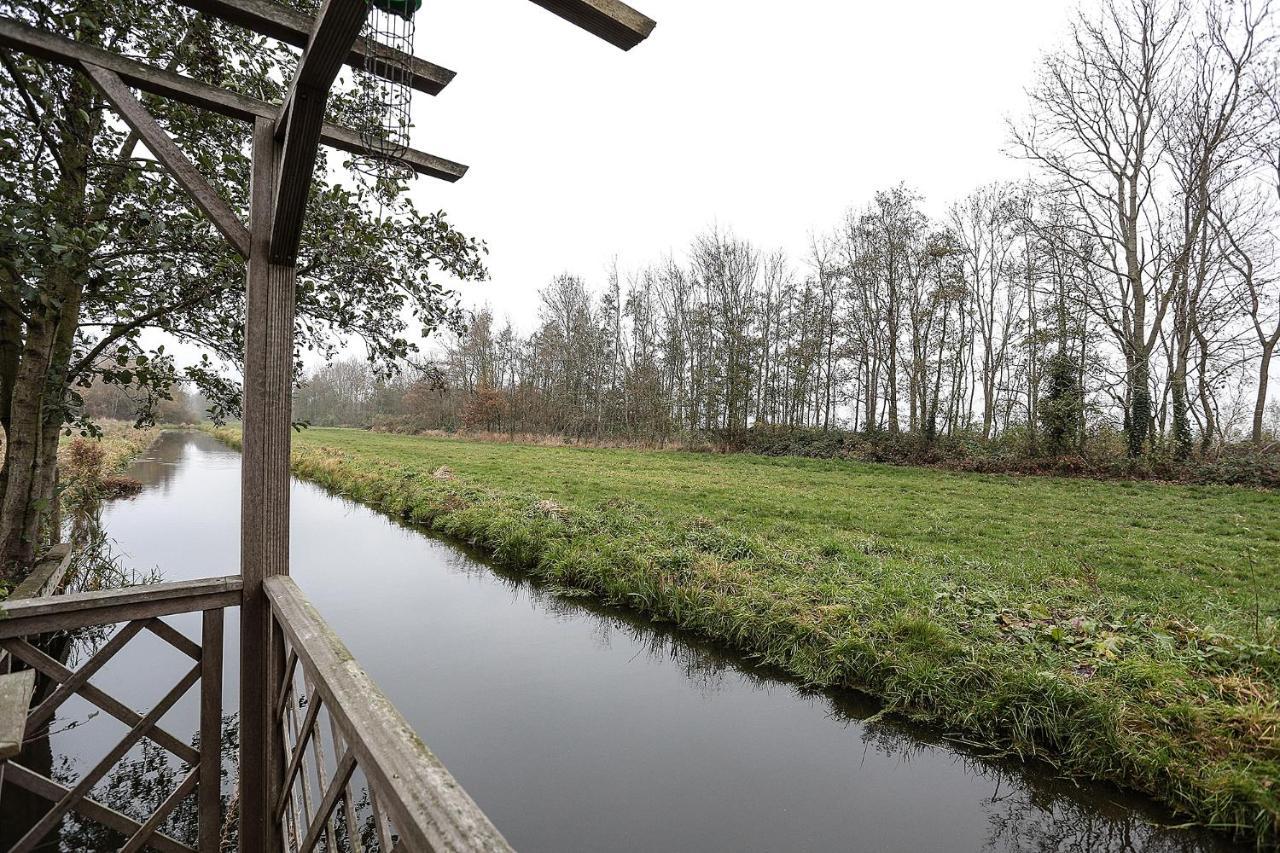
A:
[
  {"xmin": 214, "ymin": 426, "xmax": 1279, "ymax": 844},
  {"xmin": 0, "ymin": 421, "xmax": 156, "ymax": 599},
  {"xmin": 58, "ymin": 420, "xmax": 157, "ymax": 500}
]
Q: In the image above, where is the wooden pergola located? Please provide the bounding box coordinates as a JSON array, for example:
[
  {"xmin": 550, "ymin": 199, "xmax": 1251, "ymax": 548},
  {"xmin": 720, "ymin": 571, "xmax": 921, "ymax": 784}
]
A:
[{"xmin": 0, "ymin": 1, "xmax": 654, "ymax": 850}]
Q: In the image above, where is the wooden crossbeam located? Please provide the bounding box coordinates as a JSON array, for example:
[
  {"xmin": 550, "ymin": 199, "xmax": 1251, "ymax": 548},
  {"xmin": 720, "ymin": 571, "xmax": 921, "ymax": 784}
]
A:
[
  {"xmin": 9, "ymin": 663, "xmax": 201, "ymax": 852},
  {"xmin": 0, "ymin": 17, "xmax": 467, "ymax": 180},
  {"xmin": 0, "ymin": 572, "xmax": 241, "ymax": 638},
  {"xmin": 83, "ymin": 62, "xmax": 252, "ymax": 258},
  {"xmin": 527, "ymin": 0, "xmax": 656, "ymax": 50},
  {"xmin": 172, "ymin": 0, "xmax": 454, "ymax": 95},
  {"xmin": 1, "ymin": 637, "xmax": 200, "ymax": 765},
  {"xmin": 25, "ymin": 619, "xmax": 147, "ymax": 734},
  {"xmin": 3, "ymin": 763, "xmax": 195, "ymax": 853},
  {"xmin": 270, "ymin": 0, "xmax": 370, "ymax": 262}
]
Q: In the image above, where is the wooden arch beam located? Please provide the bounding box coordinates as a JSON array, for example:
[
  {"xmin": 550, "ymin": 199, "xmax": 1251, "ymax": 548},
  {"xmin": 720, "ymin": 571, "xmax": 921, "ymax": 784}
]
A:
[
  {"xmin": 527, "ymin": 0, "xmax": 656, "ymax": 50},
  {"xmin": 270, "ymin": 0, "xmax": 372, "ymax": 262},
  {"xmin": 172, "ymin": 0, "xmax": 455, "ymax": 95}
]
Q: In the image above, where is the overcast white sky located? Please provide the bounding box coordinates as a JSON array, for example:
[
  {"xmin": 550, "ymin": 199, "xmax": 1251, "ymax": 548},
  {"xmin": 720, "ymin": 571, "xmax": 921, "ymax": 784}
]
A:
[{"xmin": 400, "ymin": 0, "xmax": 1076, "ymax": 331}]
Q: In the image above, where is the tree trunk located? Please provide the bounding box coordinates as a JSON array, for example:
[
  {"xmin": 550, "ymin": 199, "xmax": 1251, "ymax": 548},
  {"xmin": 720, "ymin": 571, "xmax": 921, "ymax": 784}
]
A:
[
  {"xmin": 0, "ymin": 69, "xmax": 95, "ymax": 580},
  {"xmin": 1255, "ymin": 342, "xmax": 1275, "ymax": 445}
]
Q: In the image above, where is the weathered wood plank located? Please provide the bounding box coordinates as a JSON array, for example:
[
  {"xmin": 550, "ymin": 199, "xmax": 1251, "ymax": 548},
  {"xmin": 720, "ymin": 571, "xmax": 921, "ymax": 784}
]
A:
[
  {"xmin": 271, "ymin": 0, "xmax": 370, "ymax": 262},
  {"xmin": 199, "ymin": 608, "xmax": 225, "ymax": 853},
  {"xmin": 0, "ymin": 575, "xmax": 241, "ymax": 639},
  {"xmin": 8, "ymin": 543, "xmax": 72, "ymax": 601},
  {"xmin": 527, "ymin": 0, "xmax": 655, "ymax": 50},
  {"xmin": 171, "ymin": 0, "xmax": 454, "ymax": 95},
  {"xmin": 0, "ymin": 669, "xmax": 36, "ymax": 761},
  {"xmin": 83, "ymin": 62, "xmax": 252, "ymax": 257},
  {"xmin": 3, "ymin": 762, "xmax": 195, "ymax": 853},
  {"xmin": 265, "ymin": 575, "xmax": 513, "ymax": 852},
  {"xmin": 0, "ymin": 17, "xmax": 466, "ymax": 179},
  {"xmin": 319, "ymin": 121, "xmax": 467, "ymax": 181}
]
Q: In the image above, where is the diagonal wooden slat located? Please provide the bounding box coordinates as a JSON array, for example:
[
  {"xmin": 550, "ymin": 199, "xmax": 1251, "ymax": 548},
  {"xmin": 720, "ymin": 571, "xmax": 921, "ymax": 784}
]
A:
[
  {"xmin": 284, "ymin": 681, "xmax": 318, "ymax": 841},
  {"xmin": 274, "ymin": 647, "xmax": 300, "ymax": 721},
  {"xmin": 82, "ymin": 61, "xmax": 252, "ymax": 258},
  {"xmin": 9, "ymin": 663, "xmax": 202, "ymax": 853},
  {"xmin": 301, "ymin": 670, "xmax": 339, "ymax": 852},
  {"xmin": 25, "ymin": 618, "xmax": 147, "ymax": 735},
  {"xmin": 3, "ymin": 762, "xmax": 194, "ymax": 853},
  {"xmin": 298, "ymin": 745, "xmax": 358, "ymax": 852},
  {"xmin": 146, "ymin": 616, "xmax": 204, "ymax": 661},
  {"xmin": 322, "ymin": 716, "xmax": 364, "ymax": 853},
  {"xmin": 1, "ymin": 637, "xmax": 199, "ymax": 764},
  {"xmin": 120, "ymin": 767, "xmax": 201, "ymax": 853},
  {"xmin": 277, "ymin": 681, "xmax": 323, "ymax": 821}
]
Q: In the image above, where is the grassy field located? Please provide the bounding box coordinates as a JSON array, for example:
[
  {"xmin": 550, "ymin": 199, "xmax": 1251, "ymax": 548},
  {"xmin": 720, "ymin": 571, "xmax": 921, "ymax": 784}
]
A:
[{"xmin": 215, "ymin": 426, "xmax": 1280, "ymax": 843}]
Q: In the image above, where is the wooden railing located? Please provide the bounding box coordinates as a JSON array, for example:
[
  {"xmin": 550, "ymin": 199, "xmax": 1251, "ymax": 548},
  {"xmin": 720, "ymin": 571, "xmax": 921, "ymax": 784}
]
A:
[
  {"xmin": 0, "ymin": 575, "xmax": 238, "ymax": 852},
  {"xmin": 0, "ymin": 568, "xmax": 512, "ymax": 853},
  {"xmin": 266, "ymin": 576, "xmax": 512, "ymax": 852}
]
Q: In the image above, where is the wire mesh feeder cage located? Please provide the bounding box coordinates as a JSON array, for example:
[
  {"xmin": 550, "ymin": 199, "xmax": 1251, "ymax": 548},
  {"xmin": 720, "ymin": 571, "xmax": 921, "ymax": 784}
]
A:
[{"xmin": 353, "ymin": 0, "xmax": 422, "ymax": 195}]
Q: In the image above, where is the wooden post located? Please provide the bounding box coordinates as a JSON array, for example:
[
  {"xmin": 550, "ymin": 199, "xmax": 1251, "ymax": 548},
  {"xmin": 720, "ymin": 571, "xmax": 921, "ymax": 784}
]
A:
[
  {"xmin": 199, "ymin": 608, "xmax": 224, "ymax": 853},
  {"xmin": 239, "ymin": 115, "xmax": 293, "ymax": 853}
]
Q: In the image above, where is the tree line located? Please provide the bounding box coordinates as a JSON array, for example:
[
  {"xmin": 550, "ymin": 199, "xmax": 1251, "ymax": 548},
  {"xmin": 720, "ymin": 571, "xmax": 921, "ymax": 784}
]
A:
[{"xmin": 312, "ymin": 0, "xmax": 1279, "ymax": 460}]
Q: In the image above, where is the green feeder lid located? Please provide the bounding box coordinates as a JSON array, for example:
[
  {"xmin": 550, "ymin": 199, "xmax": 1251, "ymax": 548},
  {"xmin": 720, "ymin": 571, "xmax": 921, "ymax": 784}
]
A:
[{"xmin": 370, "ymin": 0, "xmax": 421, "ymax": 19}]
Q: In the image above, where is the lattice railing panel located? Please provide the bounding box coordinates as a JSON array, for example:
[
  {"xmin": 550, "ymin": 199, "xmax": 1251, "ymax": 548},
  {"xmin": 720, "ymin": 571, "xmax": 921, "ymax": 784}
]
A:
[
  {"xmin": 0, "ymin": 576, "xmax": 238, "ymax": 853},
  {"xmin": 265, "ymin": 576, "xmax": 511, "ymax": 853},
  {"xmin": 275, "ymin": 650, "xmax": 388, "ymax": 853}
]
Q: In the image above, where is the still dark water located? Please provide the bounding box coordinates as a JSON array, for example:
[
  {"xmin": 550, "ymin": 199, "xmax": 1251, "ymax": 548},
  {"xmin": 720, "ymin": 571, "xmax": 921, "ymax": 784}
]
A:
[{"xmin": 69, "ymin": 430, "xmax": 1238, "ymax": 852}]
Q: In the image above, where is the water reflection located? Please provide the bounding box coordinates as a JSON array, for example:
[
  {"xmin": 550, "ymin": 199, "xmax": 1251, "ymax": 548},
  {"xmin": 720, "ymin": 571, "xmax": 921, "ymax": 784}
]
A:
[{"xmin": 55, "ymin": 431, "xmax": 1243, "ymax": 852}]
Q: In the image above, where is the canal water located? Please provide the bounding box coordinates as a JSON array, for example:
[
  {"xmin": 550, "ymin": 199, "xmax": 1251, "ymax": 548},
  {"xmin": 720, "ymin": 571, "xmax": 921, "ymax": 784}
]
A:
[{"xmin": 65, "ymin": 430, "xmax": 1235, "ymax": 851}]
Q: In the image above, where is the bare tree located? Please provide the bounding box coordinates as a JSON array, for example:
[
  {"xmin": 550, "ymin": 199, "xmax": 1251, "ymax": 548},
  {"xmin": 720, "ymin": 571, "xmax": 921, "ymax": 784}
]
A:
[{"xmin": 1014, "ymin": 0, "xmax": 1186, "ymax": 455}]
